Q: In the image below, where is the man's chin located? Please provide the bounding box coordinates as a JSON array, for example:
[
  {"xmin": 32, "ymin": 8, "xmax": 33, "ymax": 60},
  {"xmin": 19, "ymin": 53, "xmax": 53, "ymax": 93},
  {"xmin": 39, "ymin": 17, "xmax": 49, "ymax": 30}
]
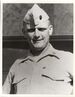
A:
[{"xmin": 33, "ymin": 46, "xmax": 45, "ymax": 51}]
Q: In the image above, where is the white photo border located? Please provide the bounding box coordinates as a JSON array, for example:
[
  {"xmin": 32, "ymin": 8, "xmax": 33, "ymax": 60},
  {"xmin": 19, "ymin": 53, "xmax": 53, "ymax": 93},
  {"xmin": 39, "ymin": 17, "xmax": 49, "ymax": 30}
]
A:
[{"xmin": 0, "ymin": 0, "xmax": 75, "ymax": 97}]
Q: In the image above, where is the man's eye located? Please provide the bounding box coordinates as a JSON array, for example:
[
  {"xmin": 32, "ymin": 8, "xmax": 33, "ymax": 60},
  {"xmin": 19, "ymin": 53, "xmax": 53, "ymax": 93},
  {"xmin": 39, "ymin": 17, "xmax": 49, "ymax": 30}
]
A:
[
  {"xmin": 27, "ymin": 28, "xmax": 35, "ymax": 32},
  {"xmin": 38, "ymin": 28, "xmax": 47, "ymax": 31}
]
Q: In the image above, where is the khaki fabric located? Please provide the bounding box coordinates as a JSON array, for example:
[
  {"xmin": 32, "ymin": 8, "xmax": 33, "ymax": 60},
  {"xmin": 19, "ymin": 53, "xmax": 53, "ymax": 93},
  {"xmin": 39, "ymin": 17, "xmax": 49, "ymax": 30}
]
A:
[{"xmin": 3, "ymin": 44, "xmax": 73, "ymax": 94}]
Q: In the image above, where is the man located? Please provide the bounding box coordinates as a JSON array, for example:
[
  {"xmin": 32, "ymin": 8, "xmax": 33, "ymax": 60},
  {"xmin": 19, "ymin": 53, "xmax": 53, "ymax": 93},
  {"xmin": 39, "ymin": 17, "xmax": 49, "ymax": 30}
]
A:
[{"xmin": 3, "ymin": 4, "xmax": 73, "ymax": 94}]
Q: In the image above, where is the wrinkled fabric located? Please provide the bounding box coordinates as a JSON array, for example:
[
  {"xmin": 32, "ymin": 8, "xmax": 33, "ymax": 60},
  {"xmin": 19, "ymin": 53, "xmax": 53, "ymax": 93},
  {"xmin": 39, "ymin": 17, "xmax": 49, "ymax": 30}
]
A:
[{"xmin": 3, "ymin": 44, "xmax": 73, "ymax": 94}]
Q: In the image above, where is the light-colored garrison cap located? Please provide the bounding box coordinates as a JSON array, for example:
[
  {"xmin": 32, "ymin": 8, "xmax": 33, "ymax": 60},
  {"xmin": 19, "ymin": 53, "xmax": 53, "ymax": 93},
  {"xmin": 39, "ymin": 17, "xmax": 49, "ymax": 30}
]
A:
[{"xmin": 23, "ymin": 4, "xmax": 49, "ymax": 27}]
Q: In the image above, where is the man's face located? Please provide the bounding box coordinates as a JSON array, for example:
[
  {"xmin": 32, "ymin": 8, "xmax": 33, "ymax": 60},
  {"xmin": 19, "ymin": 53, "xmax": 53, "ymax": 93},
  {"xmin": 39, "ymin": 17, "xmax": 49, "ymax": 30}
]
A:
[{"xmin": 24, "ymin": 21, "xmax": 53, "ymax": 51}]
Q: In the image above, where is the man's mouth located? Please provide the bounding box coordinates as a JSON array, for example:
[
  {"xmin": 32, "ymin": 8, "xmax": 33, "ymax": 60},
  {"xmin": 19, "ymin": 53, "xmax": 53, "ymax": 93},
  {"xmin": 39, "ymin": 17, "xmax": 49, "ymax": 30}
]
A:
[{"xmin": 33, "ymin": 39, "xmax": 43, "ymax": 43}]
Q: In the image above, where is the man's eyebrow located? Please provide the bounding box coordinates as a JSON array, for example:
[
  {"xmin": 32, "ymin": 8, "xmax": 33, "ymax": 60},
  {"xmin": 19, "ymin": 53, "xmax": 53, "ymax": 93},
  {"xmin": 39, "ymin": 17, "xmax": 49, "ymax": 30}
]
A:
[
  {"xmin": 27, "ymin": 27, "xmax": 47, "ymax": 32},
  {"xmin": 38, "ymin": 28, "xmax": 47, "ymax": 31},
  {"xmin": 27, "ymin": 28, "xmax": 35, "ymax": 32}
]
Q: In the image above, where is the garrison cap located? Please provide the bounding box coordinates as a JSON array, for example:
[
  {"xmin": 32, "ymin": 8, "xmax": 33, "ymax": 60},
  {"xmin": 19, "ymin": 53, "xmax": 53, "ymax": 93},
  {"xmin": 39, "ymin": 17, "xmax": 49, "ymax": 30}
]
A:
[{"xmin": 23, "ymin": 4, "xmax": 49, "ymax": 27}]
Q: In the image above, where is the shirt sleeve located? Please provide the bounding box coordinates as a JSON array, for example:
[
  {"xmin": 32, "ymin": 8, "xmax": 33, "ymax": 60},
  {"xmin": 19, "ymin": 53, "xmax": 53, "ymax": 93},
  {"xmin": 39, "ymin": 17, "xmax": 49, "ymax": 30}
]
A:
[
  {"xmin": 2, "ymin": 59, "xmax": 21, "ymax": 94},
  {"xmin": 62, "ymin": 51, "xmax": 73, "ymax": 86},
  {"xmin": 2, "ymin": 70, "xmax": 14, "ymax": 94}
]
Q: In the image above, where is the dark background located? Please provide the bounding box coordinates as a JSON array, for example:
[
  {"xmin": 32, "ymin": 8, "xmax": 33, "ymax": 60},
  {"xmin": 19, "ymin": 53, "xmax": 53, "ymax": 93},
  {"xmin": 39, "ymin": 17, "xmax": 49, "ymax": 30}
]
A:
[{"xmin": 3, "ymin": 3, "xmax": 73, "ymax": 84}]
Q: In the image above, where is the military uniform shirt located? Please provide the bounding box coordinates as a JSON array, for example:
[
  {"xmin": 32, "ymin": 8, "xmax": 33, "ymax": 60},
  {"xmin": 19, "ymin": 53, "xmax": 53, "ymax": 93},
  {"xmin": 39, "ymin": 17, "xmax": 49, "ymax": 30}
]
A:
[{"xmin": 3, "ymin": 44, "xmax": 73, "ymax": 94}]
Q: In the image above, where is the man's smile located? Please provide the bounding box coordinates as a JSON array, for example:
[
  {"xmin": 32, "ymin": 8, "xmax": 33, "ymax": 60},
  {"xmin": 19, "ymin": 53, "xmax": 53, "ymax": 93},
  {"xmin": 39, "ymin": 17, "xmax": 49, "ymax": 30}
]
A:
[{"xmin": 33, "ymin": 38, "xmax": 43, "ymax": 43}]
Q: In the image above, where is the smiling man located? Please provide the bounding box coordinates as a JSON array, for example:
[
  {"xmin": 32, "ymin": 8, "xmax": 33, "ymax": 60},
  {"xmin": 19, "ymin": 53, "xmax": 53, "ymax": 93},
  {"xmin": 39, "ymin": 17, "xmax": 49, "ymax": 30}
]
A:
[{"xmin": 3, "ymin": 4, "xmax": 73, "ymax": 94}]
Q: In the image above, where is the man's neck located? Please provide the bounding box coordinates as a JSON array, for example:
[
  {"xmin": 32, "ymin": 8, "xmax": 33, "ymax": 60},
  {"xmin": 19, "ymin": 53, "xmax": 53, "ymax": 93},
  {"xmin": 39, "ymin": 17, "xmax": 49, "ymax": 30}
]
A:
[{"xmin": 30, "ymin": 43, "xmax": 50, "ymax": 56}]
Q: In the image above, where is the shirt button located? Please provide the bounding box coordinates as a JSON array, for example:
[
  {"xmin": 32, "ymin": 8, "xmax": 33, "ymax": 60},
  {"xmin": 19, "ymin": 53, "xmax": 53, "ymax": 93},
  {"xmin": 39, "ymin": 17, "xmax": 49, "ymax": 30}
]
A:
[{"xmin": 42, "ymin": 67, "xmax": 46, "ymax": 69}]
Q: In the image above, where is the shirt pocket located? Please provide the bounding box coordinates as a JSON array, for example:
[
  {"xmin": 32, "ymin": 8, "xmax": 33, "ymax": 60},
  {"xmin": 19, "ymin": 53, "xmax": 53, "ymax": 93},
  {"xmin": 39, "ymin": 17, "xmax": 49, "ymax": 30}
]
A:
[{"xmin": 41, "ymin": 73, "xmax": 72, "ymax": 94}]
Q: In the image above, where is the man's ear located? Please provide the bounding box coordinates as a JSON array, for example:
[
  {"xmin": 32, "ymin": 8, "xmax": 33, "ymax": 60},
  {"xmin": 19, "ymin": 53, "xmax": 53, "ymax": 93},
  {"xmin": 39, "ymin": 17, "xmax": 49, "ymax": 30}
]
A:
[
  {"xmin": 48, "ymin": 25, "xmax": 53, "ymax": 36},
  {"xmin": 22, "ymin": 28, "xmax": 25, "ymax": 35},
  {"xmin": 22, "ymin": 28, "xmax": 27, "ymax": 38}
]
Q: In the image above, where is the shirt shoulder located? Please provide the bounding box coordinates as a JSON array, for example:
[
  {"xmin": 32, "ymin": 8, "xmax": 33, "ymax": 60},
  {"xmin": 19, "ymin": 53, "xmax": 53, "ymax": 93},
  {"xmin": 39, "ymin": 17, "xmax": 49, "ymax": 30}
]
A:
[
  {"xmin": 55, "ymin": 49, "xmax": 73, "ymax": 59},
  {"xmin": 56, "ymin": 49, "xmax": 73, "ymax": 64},
  {"xmin": 9, "ymin": 58, "xmax": 28, "ymax": 73},
  {"xmin": 55, "ymin": 49, "xmax": 73, "ymax": 74}
]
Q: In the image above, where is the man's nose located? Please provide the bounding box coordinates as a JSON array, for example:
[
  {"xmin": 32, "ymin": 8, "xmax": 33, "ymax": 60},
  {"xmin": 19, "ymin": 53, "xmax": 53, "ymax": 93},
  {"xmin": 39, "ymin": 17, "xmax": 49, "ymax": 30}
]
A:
[{"xmin": 34, "ymin": 28, "xmax": 40, "ymax": 37}]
